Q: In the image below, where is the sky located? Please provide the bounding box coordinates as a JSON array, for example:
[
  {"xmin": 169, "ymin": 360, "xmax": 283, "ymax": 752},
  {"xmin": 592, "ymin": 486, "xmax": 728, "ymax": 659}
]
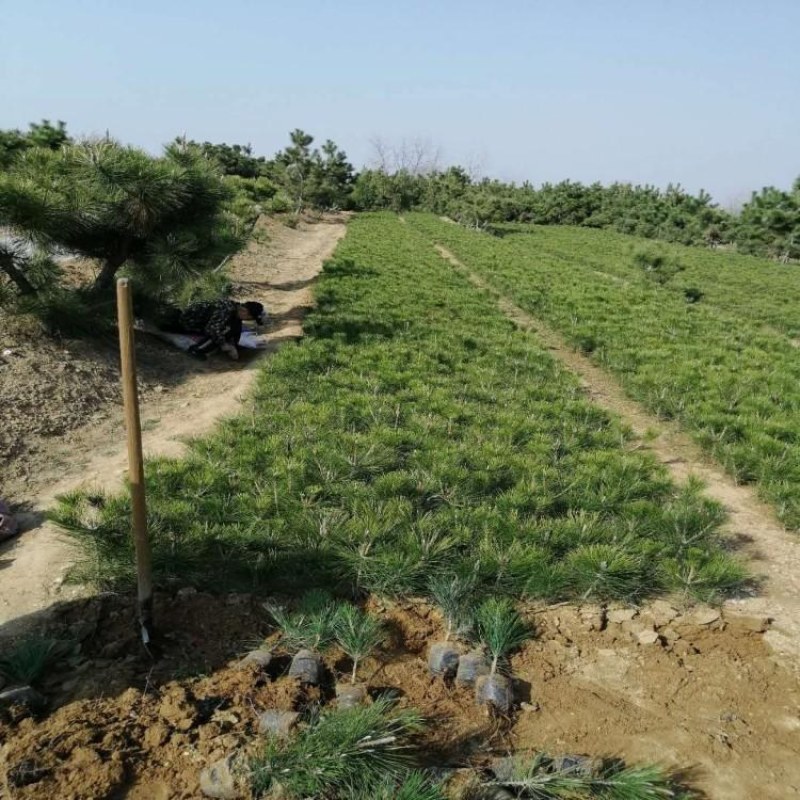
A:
[{"xmin": 2, "ymin": 1, "xmax": 799, "ymax": 206}]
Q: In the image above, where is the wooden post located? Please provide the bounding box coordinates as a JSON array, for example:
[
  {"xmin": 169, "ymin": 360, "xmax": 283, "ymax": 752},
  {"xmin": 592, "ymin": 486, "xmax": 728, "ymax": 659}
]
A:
[{"xmin": 116, "ymin": 278, "xmax": 155, "ymax": 646}]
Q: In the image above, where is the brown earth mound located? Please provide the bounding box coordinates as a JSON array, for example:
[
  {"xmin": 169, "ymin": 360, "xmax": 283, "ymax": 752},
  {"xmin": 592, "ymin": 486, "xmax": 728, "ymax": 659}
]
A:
[{"xmin": 1, "ymin": 593, "xmax": 797, "ymax": 800}]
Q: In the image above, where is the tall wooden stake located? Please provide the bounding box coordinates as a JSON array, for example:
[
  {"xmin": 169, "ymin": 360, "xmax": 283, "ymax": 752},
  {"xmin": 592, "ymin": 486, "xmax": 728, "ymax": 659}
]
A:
[{"xmin": 116, "ymin": 278, "xmax": 155, "ymax": 646}]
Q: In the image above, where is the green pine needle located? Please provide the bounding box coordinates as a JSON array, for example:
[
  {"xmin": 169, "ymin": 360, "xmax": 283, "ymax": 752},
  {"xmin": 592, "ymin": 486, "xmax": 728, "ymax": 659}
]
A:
[
  {"xmin": 428, "ymin": 571, "xmax": 477, "ymax": 641},
  {"xmin": 334, "ymin": 604, "xmax": 386, "ymax": 683},
  {"xmin": 250, "ymin": 697, "xmax": 424, "ymax": 797},
  {"xmin": 475, "ymin": 597, "xmax": 532, "ymax": 674},
  {"xmin": 0, "ymin": 635, "xmax": 66, "ymax": 686}
]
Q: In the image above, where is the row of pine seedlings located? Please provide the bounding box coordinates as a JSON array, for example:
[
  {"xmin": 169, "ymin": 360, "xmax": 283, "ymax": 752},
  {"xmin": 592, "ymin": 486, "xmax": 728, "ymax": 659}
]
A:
[
  {"xmin": 247, "ymin": 571, "xmax": 528, "ymax": 730},
  {"xmin": 427, "ymin": 575, "xmax": 527, "ymax": 712}
]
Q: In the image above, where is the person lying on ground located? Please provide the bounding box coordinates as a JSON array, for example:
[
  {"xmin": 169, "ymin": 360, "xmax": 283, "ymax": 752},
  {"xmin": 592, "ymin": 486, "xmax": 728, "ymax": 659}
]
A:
[
  {"xmin": 0, "ymin": 498, "xmax": 19, "ymax": 543},
  {"xmin": 176, "ymin": 299, "xmax": 267, "ymax": 360}
]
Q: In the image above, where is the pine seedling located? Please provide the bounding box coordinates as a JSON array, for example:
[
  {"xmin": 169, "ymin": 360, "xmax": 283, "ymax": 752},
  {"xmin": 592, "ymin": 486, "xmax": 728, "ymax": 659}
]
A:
[
  {"xmin": 249, "ymin": 698, "xmax": 424, "ymax": 797},
  {"xmin": 0, "ymin": 635, "xmax": 66, "ymax": 686},
  {"xmin": 298, "ymin": 588, "xmax": 337, "ymax": 614},
  {"xmin": 487, "ymin": 752, "xmax": 696, "ymax": 799},
  {"xmin": 565, "ymin": 544, "xmax": 645, "ymax": 601},
  {"xmin": 334, "ymin": 604, "xmax": 386, "ymax": 684},
  {"xmin": 593, "ymin": 761, "xmax": 694, "ymax": 799},
  {"xmin": 663, "ymin": 552, "xmax": 747, "ymax": 604},
  {"xmin": 475, "ymin": 598, "xmax": 531, "ymax": 677},
  {"xmin": 356, "ymin": 771, "xmax": 446, "ymax": 800},
  {"xmin": 266, "ymin": 590, "xmax": 340, "ymax": 653},
  {"xmin": 428, "ymin": 572, "xmax": 477, "ymax": 641}
]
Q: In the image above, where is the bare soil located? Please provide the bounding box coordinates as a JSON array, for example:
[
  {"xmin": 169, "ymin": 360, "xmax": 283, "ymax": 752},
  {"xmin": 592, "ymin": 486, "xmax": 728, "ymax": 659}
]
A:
[
  {"xmin": 0, "ymin": 593, "xmax": 797, "ymax": 799},
  {"xmin": 0, "ymin": 215, "xmax": 347, "ymax": 634}
]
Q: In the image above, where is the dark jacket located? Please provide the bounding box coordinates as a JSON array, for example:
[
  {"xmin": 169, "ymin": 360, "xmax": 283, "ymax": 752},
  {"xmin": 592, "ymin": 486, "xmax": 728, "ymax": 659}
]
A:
[{"xmin": 180, "ymin": 300, "xmax": 242, "ymax": 347}]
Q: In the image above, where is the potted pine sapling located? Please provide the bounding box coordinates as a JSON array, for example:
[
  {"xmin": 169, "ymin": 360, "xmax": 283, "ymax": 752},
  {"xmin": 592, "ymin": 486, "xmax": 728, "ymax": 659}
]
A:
[
  {"xmin": 473, "ymin": 597, "xmax": 532, "ymax": 713},
  {"xmin": 249, "ymin": 698, "xmax": 425, "ymax": 798},
  {"xmin": 484, "ymin": 752, "xmax": 697, "ymax": 799},
  {"xmin": 426, "ymin": 573, "xmax": 477, "ymax": 679},
  {"xmin": 267, "ymin": 590, "xmax": 340, "ymax": 686},
  {"xmin": 333, "ymin": 604, "xmax": 386, "ymax": 708}
]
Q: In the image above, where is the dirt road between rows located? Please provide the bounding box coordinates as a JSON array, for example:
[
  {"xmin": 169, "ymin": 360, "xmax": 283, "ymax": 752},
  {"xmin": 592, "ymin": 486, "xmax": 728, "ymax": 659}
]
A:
[
  {"xmin": 0, "ymin": 216, "xmax": 347, "ymax": 635},
  {"xmin": 435, "ymin": 243, "xmax": 800, "ymax": 663}
]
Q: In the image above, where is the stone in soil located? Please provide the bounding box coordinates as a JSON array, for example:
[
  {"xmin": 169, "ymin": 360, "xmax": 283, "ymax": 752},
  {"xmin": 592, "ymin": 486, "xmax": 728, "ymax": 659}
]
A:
[
  {"xmin": 636, "ymin": 629, "xmax": 661, "ymax": 646},
  {"xmin": 239, "ymin": 648, "xmax": 273, "ymax": 669},
  {"xmin": 691, "ymin": 607, "xmax": 721, "ymax": 625},
  {"xmin": 258, "ymin": 710, "xmax": 300, "ymax": 737},
  {"xmin": 336, "ymin": 683, "xmax": 367, "ymax": 709},
  {"xmin": 621, "ymin": 618, "xmax": 655, "ymax": 638},
  {"xmin": 489, "ymin": 755, "xmax": 517, "ymax": 782},
  {"xmin": 199, "ymin": 754, "xmax": 241, "ymax": 799},
  {"xmin": 607, "ymin": 608, "xmax": 636, "ymax": 624},
  {"xmin": 649, "ymin": 599, "xmax": 680, "ymax": 627}
]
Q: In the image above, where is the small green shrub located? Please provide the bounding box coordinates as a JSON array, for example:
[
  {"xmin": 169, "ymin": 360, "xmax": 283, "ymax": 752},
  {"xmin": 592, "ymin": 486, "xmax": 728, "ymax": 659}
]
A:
[
  {"xmin": 266, "ymin": 193, "xmax": 292, "ymax": 214},
  {"xmin": 632, "ymin": 246, "xmax": 685, "ymax": 285},
  {"xmin": 683, "ymin": 286, "xmax": 704, "ymax": 303}
]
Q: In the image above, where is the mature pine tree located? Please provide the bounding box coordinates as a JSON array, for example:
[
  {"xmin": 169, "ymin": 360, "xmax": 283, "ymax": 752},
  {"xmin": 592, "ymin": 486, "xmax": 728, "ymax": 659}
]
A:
[
  {"xmin": 0, "ymin": 137, "xmax": 245, "ymax": 300},
  {"xmin": 736, "ymin": 183, "xmax": 800, "ymax": 261}
]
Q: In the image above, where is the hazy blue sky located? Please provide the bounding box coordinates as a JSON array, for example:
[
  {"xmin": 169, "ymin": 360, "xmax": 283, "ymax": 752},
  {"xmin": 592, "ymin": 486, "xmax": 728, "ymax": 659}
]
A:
[{"xmin": 3, "ymin": 1, "xmax": 798, "ymax": 205}]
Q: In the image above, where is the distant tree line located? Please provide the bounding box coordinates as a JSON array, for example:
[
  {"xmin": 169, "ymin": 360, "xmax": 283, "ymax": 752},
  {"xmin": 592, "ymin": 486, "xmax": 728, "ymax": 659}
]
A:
[
  {"xmin": 1, "ymin": 119, "xmax": 798, "ymax": 332},
  {"xmin": 191, "ymin": 128, "xmax": 798, "ymax": 262},
  {"xmin": 350, "ymin": 168, "xmax": 800, "ymax": 261},
  {"xmin": 0, "ymin": 119, "xmax": 70, "ymax": 169}
]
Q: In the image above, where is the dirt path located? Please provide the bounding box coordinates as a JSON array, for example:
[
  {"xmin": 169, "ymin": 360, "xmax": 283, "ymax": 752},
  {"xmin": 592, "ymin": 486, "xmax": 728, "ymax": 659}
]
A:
[
  {"xmin": 435, "ymin": 244, "xmax": 800, "ymax": 662},
  {"xmin": 0, "ymin": 217, "xmax": 346, "ymax": 636}
]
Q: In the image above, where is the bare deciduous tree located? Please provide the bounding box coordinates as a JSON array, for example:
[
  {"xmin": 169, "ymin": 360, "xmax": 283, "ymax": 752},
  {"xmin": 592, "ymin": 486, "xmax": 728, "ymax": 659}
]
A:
[{"xmin": 368, "ymin": 136, "xmax": 443, "ymax": 175}]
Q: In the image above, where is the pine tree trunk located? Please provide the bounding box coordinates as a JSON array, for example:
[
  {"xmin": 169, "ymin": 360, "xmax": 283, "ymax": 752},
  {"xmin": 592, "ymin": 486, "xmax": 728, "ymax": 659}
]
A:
[
  {"xmin": 0, "ymin": 251, "xmax": 36, "ymax": 296},
  {"xmin": 92, "ymin": 254, "xmax": 126, "ymax": 293}
]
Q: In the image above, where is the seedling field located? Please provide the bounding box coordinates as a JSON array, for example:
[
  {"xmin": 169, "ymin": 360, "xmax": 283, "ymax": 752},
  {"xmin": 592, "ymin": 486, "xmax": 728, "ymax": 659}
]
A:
[
  {"xmin": 58, "ymin": 213, "xmax": 742, "ymax": 604},
  {"xmin": 490, "ymin": 222, "xmax": 800, "ymax": 337},
  {"xmin": 4, "ymin": 213, "xmax": 798, "ymax": 799},
  {"xmin": 406, "ymin": 214, "xmax": 800, "ymax": 528}
]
